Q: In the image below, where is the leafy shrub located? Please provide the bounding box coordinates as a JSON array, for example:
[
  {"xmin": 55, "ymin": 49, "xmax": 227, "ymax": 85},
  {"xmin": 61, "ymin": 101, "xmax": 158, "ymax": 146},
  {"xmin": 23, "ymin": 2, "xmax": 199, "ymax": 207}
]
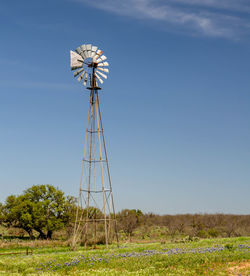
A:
[
  {"xmin": 197, "ymin": 230, "xmax": 208, "ymax": 238},
  {"xmin": 208, "ymin": 228, "xmax": 219, "ymax": 238},
  {"xmin": 225, "ymin": 243, "xmax": 234, "ymax": 251}
]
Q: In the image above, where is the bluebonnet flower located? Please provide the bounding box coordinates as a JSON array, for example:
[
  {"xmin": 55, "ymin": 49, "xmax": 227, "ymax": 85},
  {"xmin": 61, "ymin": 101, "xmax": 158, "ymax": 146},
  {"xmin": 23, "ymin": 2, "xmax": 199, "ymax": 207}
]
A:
[{"xmin": 36, "ymin": 243, "xmax": 250, "ymax": 272}]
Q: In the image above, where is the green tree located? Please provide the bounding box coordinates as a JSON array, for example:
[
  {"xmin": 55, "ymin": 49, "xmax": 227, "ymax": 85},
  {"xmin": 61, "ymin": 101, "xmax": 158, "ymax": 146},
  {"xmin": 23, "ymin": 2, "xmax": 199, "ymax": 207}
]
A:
[
  {"xmin": 0, "ymin": 202, "xmax": 4, "ymax": 225},
  {"xmin": 118, "ymin": 209, "xmax": 143, "ymax": 242},
  {"xmin": 4, "ymin": 185, "xmax": 75, "ymax": 239}
]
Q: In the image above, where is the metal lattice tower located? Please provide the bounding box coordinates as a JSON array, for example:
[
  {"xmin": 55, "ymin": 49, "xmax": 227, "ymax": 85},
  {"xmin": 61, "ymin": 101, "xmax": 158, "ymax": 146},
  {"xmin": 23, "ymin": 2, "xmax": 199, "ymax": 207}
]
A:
[{"xmin": 70, "ymin": 44, "xmax": 119, "ymax": 250}]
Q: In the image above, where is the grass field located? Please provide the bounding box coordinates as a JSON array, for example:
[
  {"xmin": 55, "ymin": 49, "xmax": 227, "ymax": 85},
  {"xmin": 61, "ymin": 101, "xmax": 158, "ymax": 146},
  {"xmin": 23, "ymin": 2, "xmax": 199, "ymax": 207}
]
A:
[{"xmin": 0, "ymin": 237, "xmax": 249, "ymax": 275}]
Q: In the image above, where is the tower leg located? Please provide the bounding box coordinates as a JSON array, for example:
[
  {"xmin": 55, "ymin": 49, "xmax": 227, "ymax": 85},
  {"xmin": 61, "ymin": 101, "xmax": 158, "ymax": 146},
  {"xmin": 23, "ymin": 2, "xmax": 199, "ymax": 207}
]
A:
[
  {"xmin": 95, "ymin": 91, "xmax": 108, "ymax": 248},
  {"xmin": 85, "ymin": 91, "xmax": 95, "ymax": 247},
  {"xmin": 96, "ymin": 93, "xmax": 119, "ymax": 247},
  {"xmin": 72, "ymin": 95, "xmax": 92, "ymax": 250}
]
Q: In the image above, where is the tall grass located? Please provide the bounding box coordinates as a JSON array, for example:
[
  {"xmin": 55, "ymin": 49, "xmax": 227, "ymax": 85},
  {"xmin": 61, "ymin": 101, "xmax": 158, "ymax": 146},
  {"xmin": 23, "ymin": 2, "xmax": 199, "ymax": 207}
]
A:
[{"xmin": 0, "ymin": 237, "xmax": 249, "ymax": 275}]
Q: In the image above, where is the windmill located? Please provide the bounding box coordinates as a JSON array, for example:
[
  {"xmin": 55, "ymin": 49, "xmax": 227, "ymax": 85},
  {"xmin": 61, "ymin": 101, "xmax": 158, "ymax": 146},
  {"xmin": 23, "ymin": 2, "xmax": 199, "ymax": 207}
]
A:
[{"xmin": 70, "ymin": 44, "xmax": 119, "ymax": 250}]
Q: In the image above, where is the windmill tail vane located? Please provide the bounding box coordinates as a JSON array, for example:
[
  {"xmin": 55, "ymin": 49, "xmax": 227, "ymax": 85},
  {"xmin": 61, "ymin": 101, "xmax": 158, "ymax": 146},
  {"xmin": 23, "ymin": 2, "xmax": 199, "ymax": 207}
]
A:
[{"xmin": 70, "ymin": 43, "xmax": 118, "ymax": 250}]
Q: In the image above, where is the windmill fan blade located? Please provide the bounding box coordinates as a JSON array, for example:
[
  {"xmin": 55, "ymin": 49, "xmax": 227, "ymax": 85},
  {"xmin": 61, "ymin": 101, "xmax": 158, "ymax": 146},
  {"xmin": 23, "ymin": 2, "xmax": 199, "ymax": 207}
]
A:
[
  {"xmin": 81, "ymin": 44, "xmax": 86, "ymax": 51},
  {"xmin": 73, "ymin": 68, "xmax": 84, "ymax": 77},
  {"xmin": 83, "ymin": 74, "xmax": 88, "ymax": 86},
  {"xmin": 93, "ymin": 49, "xmax": 103, "ymax": 62},
  {"xmin": 86, "ymin": 44, "xmax": 92, "ymax": 57},
  {"xmin": 91, "ymin": 46, "xmax": 98, "ymax": 52},
  {"xmin": 82, "ymin": 44, "xmax": 91, "ymax": 58},
  {"xmin": 80, "ymin": 45, "xmax": 88, "ymax": 59},
  {"xmin": 96, "ymin": 49, "xmax": 103, "ymax": 56},
  {"xmin": 91, "ymin": 46, "xmax": 98, "ymax": 58},
  {"xmin": 83, "ymin": 51, "xmax": 89, "ymax": 59},
  {"xmin": 95, "ymin": 72, "xmax": 103, "ymax": 84},
  {"xmin": 77, "ymin": 72, "xmax": 86, "ymax": 82},
  {"xmin": 97, "ymin": 61, "xmax": 109, "ymax": 67},
  {"xmin": 77, "ymin": 47, "xmax": 87, "ymax": 60},
  {"xmin": 97, "ymin": 67, "xmax": 109, "ymax": 73},
  {"xmin": 87, "ymin": 50, "xmax": 92, "ymax": 58},
  {"xmin": 70, "ymin": 50, "xmax": 83, "ymax": 70},
  {"xmin": 96, "ymin": 70, "xmax": 107, "ymax": 79},
  {"xmin": 86, "ymin": 44, "xmax": 92, "ymax": 51},
  {"xmin": 96, "ymin": 55, "xmax": 107, "ymax": 63},
  {"xmin": 75, "ymin": 47, "xmax": 82, "ymax": 55}
]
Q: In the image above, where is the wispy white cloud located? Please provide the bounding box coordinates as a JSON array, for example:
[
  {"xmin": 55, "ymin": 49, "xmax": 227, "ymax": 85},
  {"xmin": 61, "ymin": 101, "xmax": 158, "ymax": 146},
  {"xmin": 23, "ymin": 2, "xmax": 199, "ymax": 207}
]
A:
[
  {"xmin": 72, "ymin": 0, "xmax": 250, "ymax": 38},
  {"xmin": 168, "ymin": 0, "xmax": 250, "ymax": 13}
]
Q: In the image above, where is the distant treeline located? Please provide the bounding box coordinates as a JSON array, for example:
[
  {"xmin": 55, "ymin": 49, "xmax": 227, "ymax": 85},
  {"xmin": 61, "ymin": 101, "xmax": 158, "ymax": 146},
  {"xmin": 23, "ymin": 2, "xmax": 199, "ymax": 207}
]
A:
[
  {"xmin": 121, "ymin": 211, "xmax": 250, "ymax": 240},
  {"xmin": 0, "ymin": 185, "xmax": 249, "ymax": 241}
]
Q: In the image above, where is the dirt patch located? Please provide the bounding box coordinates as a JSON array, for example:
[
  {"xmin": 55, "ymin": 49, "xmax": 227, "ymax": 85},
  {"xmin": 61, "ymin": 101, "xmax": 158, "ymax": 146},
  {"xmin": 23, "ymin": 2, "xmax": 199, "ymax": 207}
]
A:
[{"xmin": 227, "ymin": 261, "xmax": 250, "ymax": 275}]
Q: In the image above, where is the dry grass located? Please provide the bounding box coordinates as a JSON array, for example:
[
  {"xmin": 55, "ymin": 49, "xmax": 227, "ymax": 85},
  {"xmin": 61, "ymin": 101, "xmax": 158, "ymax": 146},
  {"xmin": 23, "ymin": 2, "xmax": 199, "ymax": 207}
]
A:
[
  {"xmin": 227, "ymin": 261, "xmax": 250, "ymax": 275},
  {"xmin": 0, "ymin": 239, "xmax": 69, "ymax": 249}
]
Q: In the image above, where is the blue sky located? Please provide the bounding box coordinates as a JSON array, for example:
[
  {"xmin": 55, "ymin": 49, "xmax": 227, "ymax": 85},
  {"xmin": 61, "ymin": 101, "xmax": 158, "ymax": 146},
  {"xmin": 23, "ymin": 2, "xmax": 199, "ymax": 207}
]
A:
[{"xmin": 0, "ymin": 0, "xmax": 249, "ymax": 214}]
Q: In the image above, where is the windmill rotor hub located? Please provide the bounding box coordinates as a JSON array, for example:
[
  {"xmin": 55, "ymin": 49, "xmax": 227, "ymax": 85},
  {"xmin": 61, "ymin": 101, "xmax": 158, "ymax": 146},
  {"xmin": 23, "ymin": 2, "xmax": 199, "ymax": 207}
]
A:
[{"xmin": 87, "ymin": 62, "xmax": 98, "ymax": 68}]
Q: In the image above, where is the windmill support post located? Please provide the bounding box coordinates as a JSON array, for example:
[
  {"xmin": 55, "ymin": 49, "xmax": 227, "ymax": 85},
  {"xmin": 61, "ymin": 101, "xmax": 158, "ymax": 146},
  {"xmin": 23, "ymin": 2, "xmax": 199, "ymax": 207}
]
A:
[{"xmin": 71, "ymin": 55, "xmax": 119, "ymax": 250}]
